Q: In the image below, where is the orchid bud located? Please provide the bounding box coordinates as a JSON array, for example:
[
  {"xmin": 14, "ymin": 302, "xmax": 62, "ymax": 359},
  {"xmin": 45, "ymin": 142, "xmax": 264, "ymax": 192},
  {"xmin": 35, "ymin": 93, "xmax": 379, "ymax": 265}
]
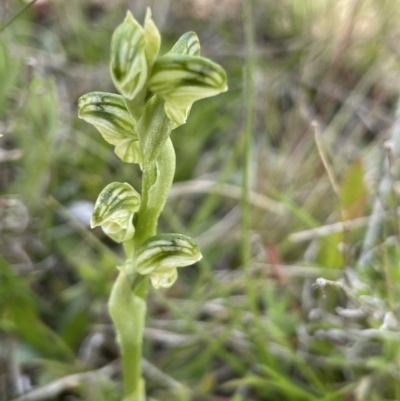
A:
[
  {"xmin": 110, "ymin": 11, "xmax": 147, "ymax": 100},
  {"xmin": 91, "ymin": 182, "xmax": 141, "ymax": 243},
  {"xmin": 135, "ymin": 234, "xmax": 202, "ymax": 289}
]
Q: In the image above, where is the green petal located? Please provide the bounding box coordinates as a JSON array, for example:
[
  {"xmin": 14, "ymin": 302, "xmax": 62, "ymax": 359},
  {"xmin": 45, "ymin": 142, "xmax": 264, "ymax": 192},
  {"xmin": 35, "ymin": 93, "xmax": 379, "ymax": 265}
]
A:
[
  {"xmin": 136, "ymin": 233, "xmax": 202, "ymax": 277},
  {"xmin": 169, "ymin": 31, "xmax": 200, "ymax": 56},
  {"xmin": 91, "ymin": 182, "xmax": 141, "ymax": 243},
  {"xmin": 150, "ymin": 268, "xmax": 178, "ymax": 289},
  {"xmin": 164, "ymin": 101, "xmax": 191, "ymax": 127},
  {"xmin": 143, "ymin": 8, "xmax": 161, "ymax": 68},
  {"xmin": 105, "ymin": 223, "xmax": 135, "ymax": 243},
  {"xmin": 114, "ymin": 138, "xmax": 143, "ymax": 165},
  {"xmin": 110, "ymin": 11, "xmax": 147, "ymax": 100},
  {"xmin": 78, "ymin": 92, "xmax": 137, "ymax": 145}
]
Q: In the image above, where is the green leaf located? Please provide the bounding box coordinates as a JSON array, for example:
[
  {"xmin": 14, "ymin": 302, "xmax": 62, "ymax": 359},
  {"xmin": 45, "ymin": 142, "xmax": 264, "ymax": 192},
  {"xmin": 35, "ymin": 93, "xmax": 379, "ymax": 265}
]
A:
[
  {"xmin": 143, "ymin": 8, "xmax": 161, "ymax": 69},
  {"xmin": 147, "ymin": 137, "xmax": 176, "ymax": 212},
  {"xmin": 136, "ymin": 95, "xmax": 175, "ymax": 166},
  {"xmin": 78, "ymin": 91, "xmax": 137, "ymax": 145},
  {"xmin": 169, "ymin": 31, "xmax": 201, "ymax": 56},
  {"xmin": 91, "ymin": 182, "xmax": 141, "ymax": 243},
  {"xmin": 148, "ymin": 55, "xmax": 227, "ymax": 125},
  {"xmin": 110, "ymin": 11, "xmax": 147, "ymax": 100},
  {"xmin": 109, "ymin": 268, "xmax": 145, "ymax": 348},
  {"xmin": 114, "ymin": 138, "xmax": 143, "ymax": 166},
  {"xmin": 135, "ymin": 233, "xmax": 202, "ymax": 289},
  {"xmin": 133, "ymin": 138, "xmax": 176, "ymax": 244}
]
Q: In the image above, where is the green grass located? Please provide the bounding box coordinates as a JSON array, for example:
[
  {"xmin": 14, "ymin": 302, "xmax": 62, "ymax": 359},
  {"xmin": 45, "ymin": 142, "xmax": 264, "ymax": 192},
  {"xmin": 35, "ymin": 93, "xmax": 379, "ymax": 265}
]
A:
[{"xmin": 3, "ymin": 0, "xmax": 400, "ymax": 400}]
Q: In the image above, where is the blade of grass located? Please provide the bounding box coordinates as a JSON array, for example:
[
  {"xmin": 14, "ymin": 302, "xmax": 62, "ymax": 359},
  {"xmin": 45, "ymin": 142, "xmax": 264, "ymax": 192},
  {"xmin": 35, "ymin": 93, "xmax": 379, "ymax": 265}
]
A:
[
  {"xmin": 242, "ymin": 0, "xmax": 255, "ymax": 281},
  {"xmin": 0, "ymin": 0, "xmax": 37, "ymax": 34}
]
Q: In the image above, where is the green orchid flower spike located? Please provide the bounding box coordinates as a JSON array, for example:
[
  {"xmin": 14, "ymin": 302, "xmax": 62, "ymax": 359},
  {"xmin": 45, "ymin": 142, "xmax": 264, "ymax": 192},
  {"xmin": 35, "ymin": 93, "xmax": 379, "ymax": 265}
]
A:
[{"xmin": 77, "ymin": 8, "xmax": 227, "ymax": 401}]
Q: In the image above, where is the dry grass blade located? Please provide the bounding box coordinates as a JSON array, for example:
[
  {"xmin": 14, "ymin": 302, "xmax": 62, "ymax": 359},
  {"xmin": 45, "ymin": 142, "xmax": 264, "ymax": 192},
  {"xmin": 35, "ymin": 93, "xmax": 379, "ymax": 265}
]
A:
[
  {"xmin": 10, "ymin": 362, "xmax": 119, "ymax": 401},
  {"xmin": 169, "ymin": 179, "xmax": 285, "ymax": 214},
  {"xmin": 289, "ymin": 213, "xmax": 390, "ymax": 243}
]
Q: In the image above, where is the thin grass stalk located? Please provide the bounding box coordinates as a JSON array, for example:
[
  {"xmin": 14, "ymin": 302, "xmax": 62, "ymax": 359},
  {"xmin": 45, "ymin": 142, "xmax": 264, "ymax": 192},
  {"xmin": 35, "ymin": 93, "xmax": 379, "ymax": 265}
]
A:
[
  {"xmin": 0, "ymin": 0, "xmax": 37, "ymax": 33},
  {"xmin": 242, "ymin": 0, "xmax": 256, "ymax": 311}
]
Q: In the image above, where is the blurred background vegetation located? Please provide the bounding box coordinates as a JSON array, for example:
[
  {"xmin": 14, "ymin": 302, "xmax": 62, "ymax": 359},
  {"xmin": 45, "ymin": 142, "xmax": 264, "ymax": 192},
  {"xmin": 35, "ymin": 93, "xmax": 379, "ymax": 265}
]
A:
[{"xmin": 3, "ymin": 0, "xmax": 400, "ymax": 400}]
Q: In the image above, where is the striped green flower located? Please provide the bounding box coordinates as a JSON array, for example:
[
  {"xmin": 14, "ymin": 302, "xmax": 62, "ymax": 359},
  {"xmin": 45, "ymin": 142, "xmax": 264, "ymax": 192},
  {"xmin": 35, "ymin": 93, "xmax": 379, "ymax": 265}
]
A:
[
  {"xmin": 78, "ymin": 92, "xmax": 143, "ymax": 165},
  {"xmin": 78, "ymin": 92, "xmax": 137, "ymax": 145},
  {"xmin": 155, "ymin": 31, "xmax": 201, "ymax": 127},
  {"xmin": 148, "ymin": 55, "xmax": 227, "ymax": 125},
  {"xmin": 110, "ymin": 11, "xmax": 147, "ymax": 100},
  {"xmin": 91, "ymin": 182, "xmax": 141, "ymax": 243},
  {"xmin": 135, "ymin": 234, "xmax": 202, "ymax": 289}
]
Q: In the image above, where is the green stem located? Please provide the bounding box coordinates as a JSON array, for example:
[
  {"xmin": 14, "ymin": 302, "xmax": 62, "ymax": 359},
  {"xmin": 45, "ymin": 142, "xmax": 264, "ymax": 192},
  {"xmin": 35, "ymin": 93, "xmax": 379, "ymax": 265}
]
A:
[
  {"xmin": 122, "ymin": 339, "xmax": 143, "ymax": 400},
  {"xmin": 120, "ymin": 274, "xmax": 149, "ymax": 401},
  {"xmin": 108, "ymin": 271, "xmax": 146, "ymax": 401},
  {"xmin": 115, "ymin": 138, "xmax": 175, "ymax": 401}
]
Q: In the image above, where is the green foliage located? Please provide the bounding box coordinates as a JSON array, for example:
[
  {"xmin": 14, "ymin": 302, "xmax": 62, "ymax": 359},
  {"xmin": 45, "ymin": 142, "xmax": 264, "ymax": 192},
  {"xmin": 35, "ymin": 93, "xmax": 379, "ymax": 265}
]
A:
[{"xmin": 0, "ymin": 257, "xmax": 73, "ymax": 361}]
